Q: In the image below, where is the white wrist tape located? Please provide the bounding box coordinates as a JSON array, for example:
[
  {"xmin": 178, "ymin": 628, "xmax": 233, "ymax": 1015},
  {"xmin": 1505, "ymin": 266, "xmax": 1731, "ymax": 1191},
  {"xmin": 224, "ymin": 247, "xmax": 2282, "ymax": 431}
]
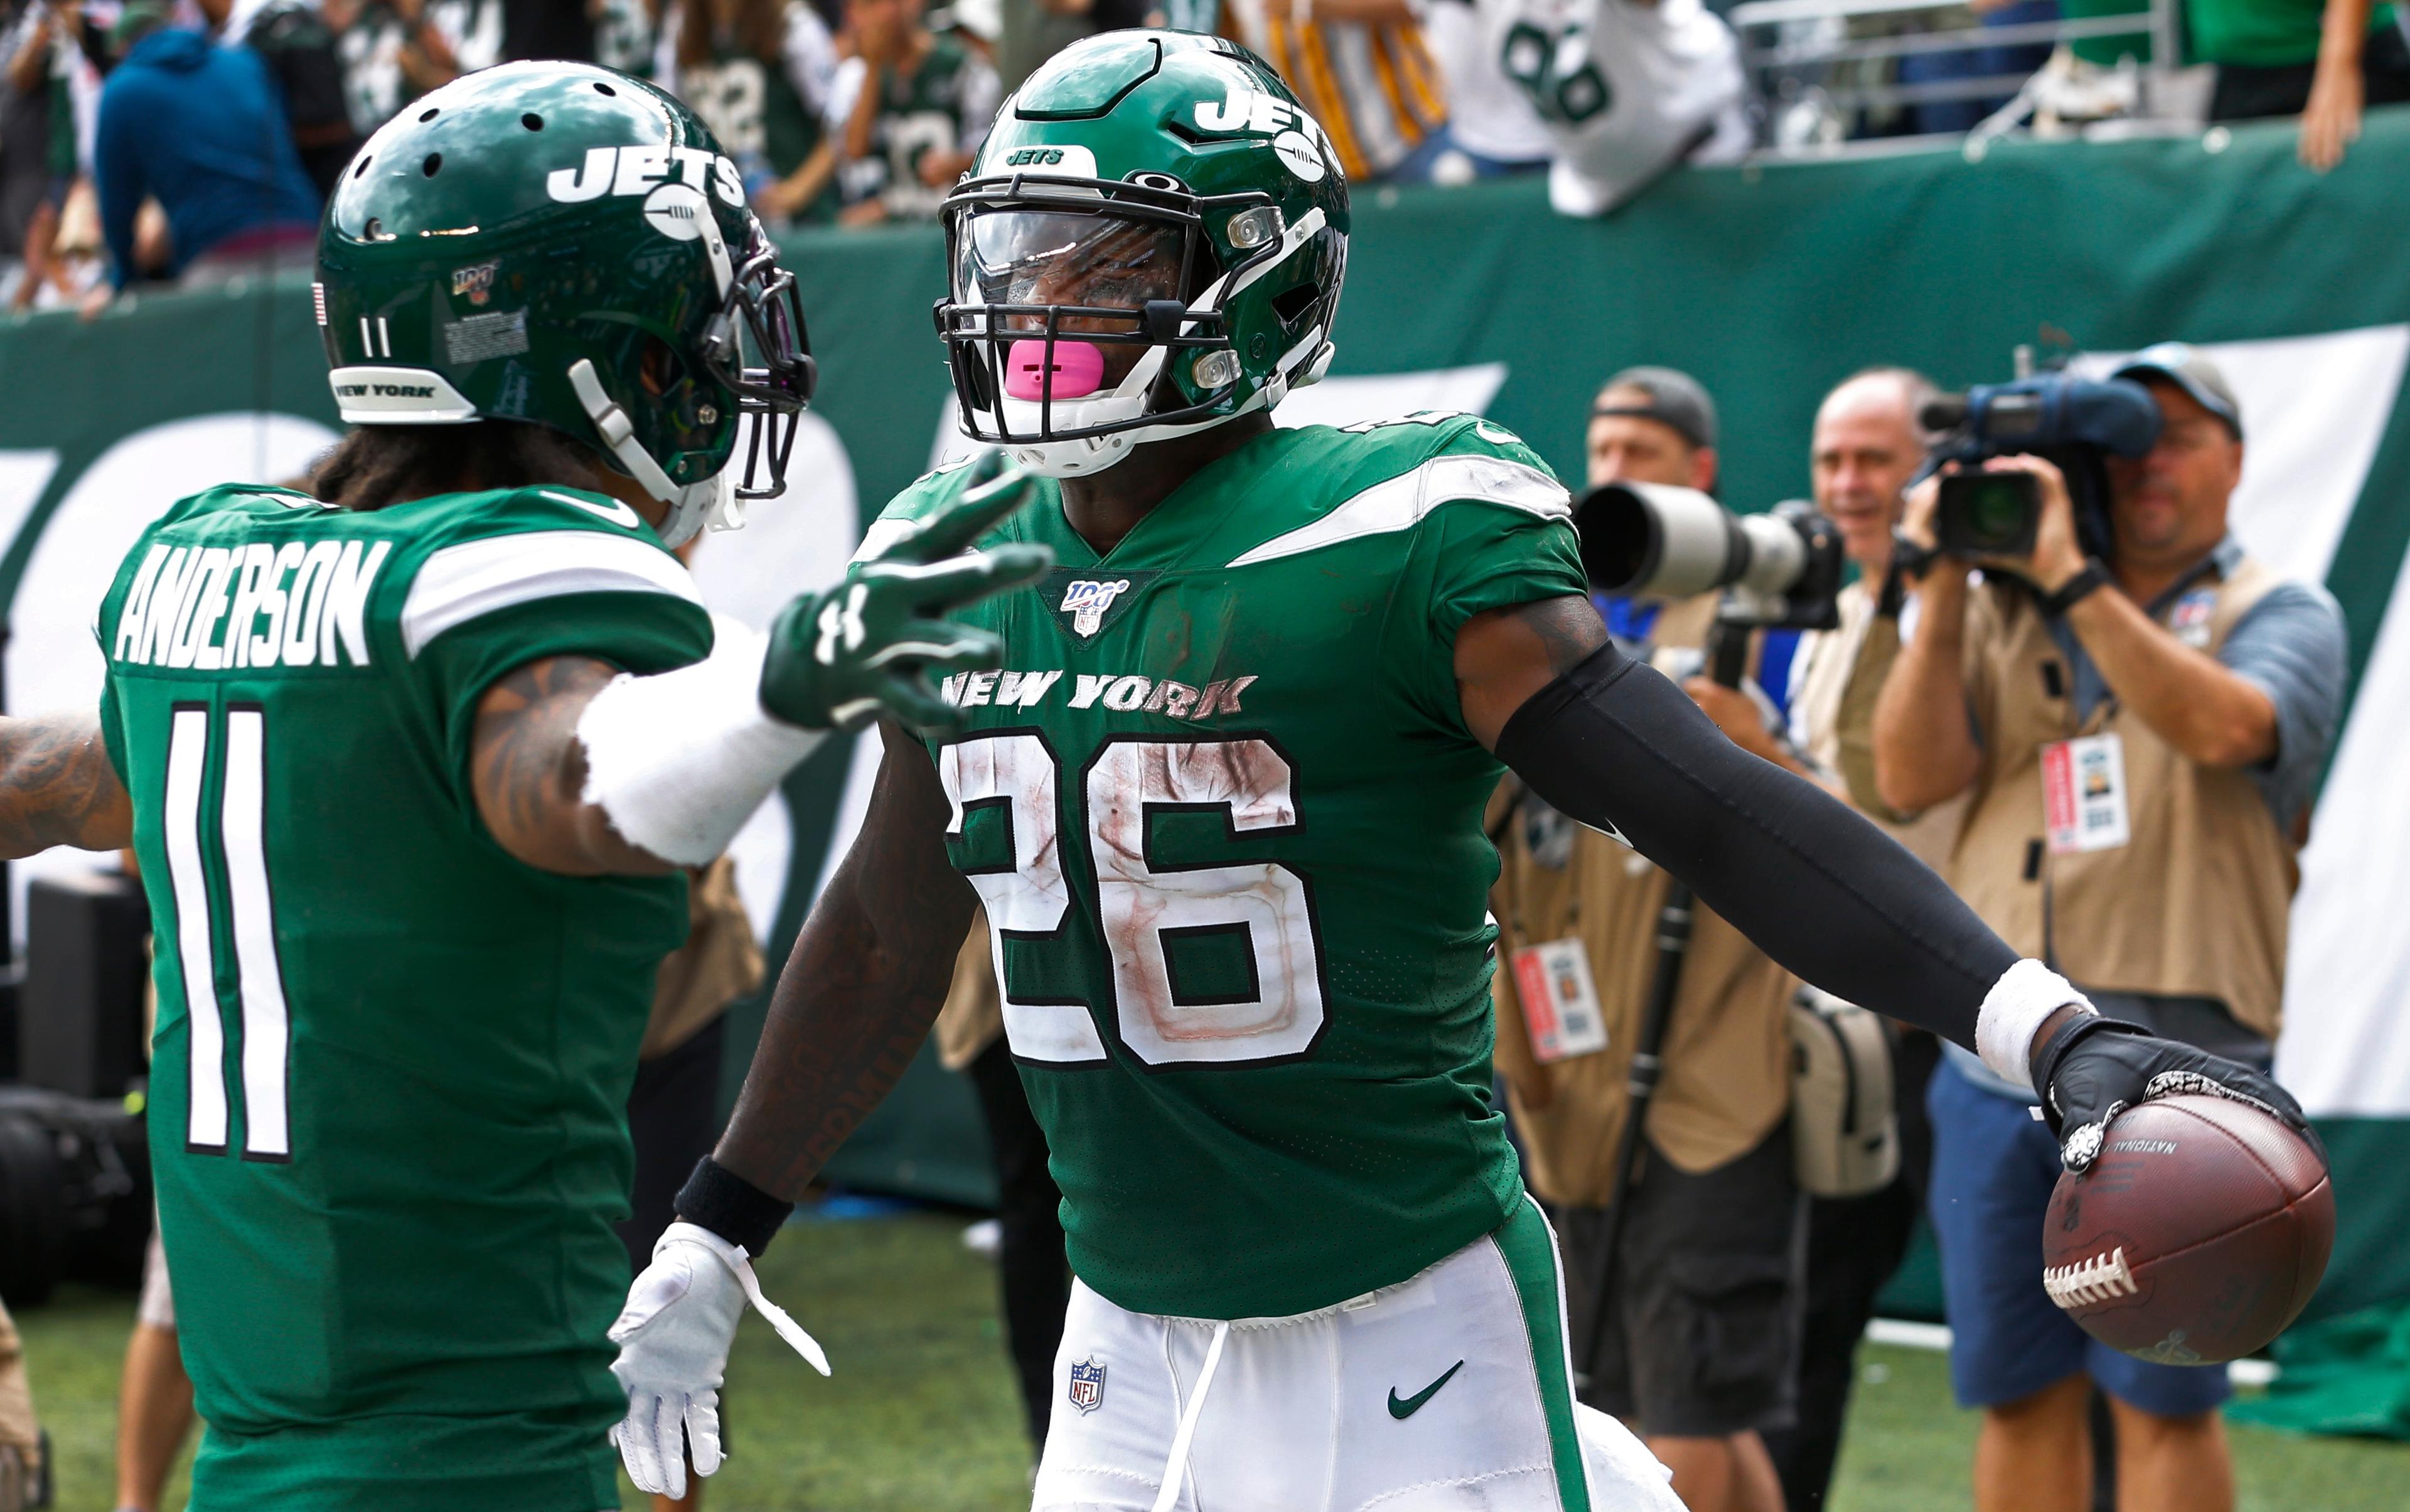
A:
[
  {"xmin": 576, "ymin": 615, "xmax": 823, "ymax": 867},
  {"xmin": 1977, "ymin": 958, "xmax": 2096, "ymax": 1089}
]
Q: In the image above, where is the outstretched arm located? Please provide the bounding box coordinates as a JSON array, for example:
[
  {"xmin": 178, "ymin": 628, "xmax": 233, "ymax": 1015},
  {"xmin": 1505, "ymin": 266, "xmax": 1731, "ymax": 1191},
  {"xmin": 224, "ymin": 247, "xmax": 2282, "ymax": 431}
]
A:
[
  {"xmin": 469, "ymin": 655, "xmax": 674, "ymax": 876},
  {"xmin": 470, "ymin": 459, "xmax": 1049, "ymax": 879},
  {"xmin": 713, "ymin": 726, "xmax": 979, "ymax": 1199},
  {"xmin": 0, "ymin": 711, "xmax": 133, "ymax": 859},
  {"xmin": 1455, "ymin": 595, "xmax": 2065, "ymax": 1064},
  {"xmin": 1452, "ymin": 596, "xmax": 2304, "ymax": 1172}
]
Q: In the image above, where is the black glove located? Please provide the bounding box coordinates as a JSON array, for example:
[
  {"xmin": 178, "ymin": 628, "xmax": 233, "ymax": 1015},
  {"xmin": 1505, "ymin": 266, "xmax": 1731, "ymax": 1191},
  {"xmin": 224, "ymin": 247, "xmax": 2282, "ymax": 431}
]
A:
[{"xmin": 2033, "ymin": 1014, "xmax": 2316, "ymax": 1172}]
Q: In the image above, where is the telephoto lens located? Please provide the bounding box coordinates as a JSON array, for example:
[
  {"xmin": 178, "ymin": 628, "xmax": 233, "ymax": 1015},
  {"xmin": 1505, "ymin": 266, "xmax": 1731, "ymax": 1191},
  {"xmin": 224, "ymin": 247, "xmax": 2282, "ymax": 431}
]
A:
[{"xmin": 1572, "ymin": 483, "xmax": 1844, "ymax": 630}]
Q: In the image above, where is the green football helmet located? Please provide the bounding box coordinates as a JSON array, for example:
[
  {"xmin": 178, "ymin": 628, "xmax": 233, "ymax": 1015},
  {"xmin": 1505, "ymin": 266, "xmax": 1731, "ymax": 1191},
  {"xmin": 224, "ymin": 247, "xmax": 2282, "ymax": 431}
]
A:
[
  {"xmin": 935, "ymin": 31, "xmax": 1350, "ymax": 478},
  {"xmin": 316, "ymin": 62, "xmax": 815, "ymax": 544}
]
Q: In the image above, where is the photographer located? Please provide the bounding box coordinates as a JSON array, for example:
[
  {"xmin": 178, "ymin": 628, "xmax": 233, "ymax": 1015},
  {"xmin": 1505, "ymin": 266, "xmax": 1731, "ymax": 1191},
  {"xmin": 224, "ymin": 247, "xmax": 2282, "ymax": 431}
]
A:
[
  {"xmin": 1686, "ymin": 367, "xmax": 1959, "ymax": 1512},
  {"xmin": 1494, "ymin": 365, "xmax": 1800, "ymax": 1512},
  {"xmin": 1872, "ymin": 345, "xmax": 2347, "ymax": 1512}
]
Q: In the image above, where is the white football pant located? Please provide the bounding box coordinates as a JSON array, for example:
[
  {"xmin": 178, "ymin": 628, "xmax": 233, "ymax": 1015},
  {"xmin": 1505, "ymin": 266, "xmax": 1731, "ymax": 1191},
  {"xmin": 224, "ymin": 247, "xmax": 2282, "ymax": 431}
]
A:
[{"xmin": 1032, "ymin": 1196, "xmax": 1681, "ymax": 1511}]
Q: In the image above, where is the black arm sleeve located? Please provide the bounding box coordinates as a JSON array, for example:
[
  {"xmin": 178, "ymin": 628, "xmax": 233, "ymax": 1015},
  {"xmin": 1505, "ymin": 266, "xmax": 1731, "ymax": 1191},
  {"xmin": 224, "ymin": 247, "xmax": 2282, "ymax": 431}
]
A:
[{"xmin": 1494, "ymin": 640, "xmax": 2015, "ymax": 1051}]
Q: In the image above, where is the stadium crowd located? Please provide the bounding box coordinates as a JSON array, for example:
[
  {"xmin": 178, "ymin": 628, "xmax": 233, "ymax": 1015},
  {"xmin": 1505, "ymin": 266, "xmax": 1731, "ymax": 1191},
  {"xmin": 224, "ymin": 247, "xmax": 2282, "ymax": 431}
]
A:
[{"xmin": 1, "ymin": 0, "xmax": 2404, "ymax": 308}]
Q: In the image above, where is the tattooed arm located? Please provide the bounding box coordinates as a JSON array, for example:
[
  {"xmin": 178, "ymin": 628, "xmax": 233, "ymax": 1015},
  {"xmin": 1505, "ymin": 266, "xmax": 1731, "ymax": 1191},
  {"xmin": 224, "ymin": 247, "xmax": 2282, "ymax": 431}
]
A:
[
  {"xmin": 712, "ymin": 723, "xmax": 978, "ymax": 1199},
  {"xmin": 469, "ymin": 656, "xmax": 673, "ymax": 876},
  {"xmin": 0, "ymin": 712, "xmax": 134, "ymax": 858}
]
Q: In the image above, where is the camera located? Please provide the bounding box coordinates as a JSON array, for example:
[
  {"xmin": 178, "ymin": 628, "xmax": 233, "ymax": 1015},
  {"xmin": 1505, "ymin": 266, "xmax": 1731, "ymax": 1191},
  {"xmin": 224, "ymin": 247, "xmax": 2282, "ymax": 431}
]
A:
[
  {"xmin": 1572, "ymin": 483, "xmax": 1843, "ymax": 631},
  {"xmin": 1936, "ymin": 471, "xmax": 2043, "ymax": 557},
  {"xmin": 1920, "ymin": 373, "xmax": 2162, "ymax": 560}
]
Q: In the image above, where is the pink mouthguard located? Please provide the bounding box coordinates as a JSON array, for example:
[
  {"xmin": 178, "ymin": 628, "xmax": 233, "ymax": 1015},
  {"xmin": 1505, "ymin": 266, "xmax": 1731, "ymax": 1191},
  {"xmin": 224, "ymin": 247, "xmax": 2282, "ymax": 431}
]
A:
[{"xmin": 1005, "ymin": 339, "xmax": 1107, "ymax": 401}]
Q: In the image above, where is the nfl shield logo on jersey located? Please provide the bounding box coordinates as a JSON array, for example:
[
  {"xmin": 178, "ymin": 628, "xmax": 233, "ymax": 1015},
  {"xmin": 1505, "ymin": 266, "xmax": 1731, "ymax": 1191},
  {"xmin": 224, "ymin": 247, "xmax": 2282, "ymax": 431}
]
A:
[
  {"xmin": 1060, "ymin": 578, "xmax": 1132, "ymax": 638},
  {"xmin": 1067, "ymin": 1356, "xmax": 1107, "ymax": 1414}
]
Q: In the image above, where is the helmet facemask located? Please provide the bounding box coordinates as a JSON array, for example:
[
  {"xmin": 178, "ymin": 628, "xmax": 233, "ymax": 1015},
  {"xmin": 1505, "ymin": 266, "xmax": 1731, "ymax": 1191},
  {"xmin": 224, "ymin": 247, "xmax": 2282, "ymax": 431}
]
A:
[
  {"xmin": 699, "ymin": 228, "xmax": 817, "ymax": 503},
  {"xmin": 589, "ymin": 220, "xmax": 818, "ymax": 547},
  {"xmin": 937, "ymin": 173, "xmax": 1297, "ymax": 478}
]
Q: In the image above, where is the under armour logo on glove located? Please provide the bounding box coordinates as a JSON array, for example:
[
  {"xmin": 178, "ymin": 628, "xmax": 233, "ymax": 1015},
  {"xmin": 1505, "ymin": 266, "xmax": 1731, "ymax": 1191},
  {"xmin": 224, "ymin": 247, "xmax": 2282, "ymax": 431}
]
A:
[
  {"xmin": 759, "ymin": 454, "xmax": 1052, "ymax": 732},
  {"xmin": 814, "ymin": 584, "xmax": 869, "ymax": 665}
]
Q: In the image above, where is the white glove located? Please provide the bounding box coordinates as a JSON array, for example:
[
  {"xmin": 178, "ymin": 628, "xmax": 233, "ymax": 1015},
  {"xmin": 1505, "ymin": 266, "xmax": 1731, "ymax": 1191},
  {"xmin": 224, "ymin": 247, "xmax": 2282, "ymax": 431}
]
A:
[{"xmin": 608, "ymin": 1220, "xmax": 830, "ymax": 1497}]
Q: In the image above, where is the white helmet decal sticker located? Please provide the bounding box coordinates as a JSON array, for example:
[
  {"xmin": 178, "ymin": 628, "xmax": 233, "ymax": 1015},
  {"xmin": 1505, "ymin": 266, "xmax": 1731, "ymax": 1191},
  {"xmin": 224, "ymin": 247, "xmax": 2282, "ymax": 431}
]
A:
[
  {"xmin": 1191, "ymin": 73, "xmax": 1336, "ymax": 181},
  {"xmin": 643, "ymin": 181, "xmax": 711, "ymax": 240},
  {"xmin": 547, "ymin": 144, "xmax": 746, "ymax": 207},
  {"xmin": 1272, "ymin": 131, "xmax": 1324, "ymax": 182}
]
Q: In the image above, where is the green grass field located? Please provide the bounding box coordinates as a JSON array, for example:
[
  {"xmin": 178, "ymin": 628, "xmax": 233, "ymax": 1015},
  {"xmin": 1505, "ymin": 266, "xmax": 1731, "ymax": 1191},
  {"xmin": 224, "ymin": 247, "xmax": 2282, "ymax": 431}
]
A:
[{"xmin": 15, "ymin": 1209, "xmax": 2409, "ymax": 1511}]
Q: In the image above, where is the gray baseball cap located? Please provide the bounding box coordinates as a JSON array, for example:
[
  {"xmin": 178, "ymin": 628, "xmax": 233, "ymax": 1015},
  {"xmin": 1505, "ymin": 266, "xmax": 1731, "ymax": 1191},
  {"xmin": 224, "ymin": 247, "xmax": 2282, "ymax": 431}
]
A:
[
  {"xmin": 2112, "ymin": 342, "xmax": 2242, "ymax": 440},
  {"xmin": 1593, "ymin": 366, "xmax": 1718, "ymax": 451}
]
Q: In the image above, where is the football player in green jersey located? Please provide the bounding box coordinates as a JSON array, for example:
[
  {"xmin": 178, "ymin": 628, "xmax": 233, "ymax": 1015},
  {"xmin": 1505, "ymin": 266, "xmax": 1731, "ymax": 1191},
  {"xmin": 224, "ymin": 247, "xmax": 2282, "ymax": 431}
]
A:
[
  {"xmin": 611, "ymin": 31, "xmax": 2308, "ymax": 1512},
  {"xmin": 0, "ymin": 62, "xmax": 1047, "ymax": 1512}
]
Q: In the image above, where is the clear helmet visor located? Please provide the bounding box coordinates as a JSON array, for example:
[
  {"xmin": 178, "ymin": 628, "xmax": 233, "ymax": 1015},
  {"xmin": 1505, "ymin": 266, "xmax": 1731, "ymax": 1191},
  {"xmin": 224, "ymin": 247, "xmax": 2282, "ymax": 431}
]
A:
[
  {"xmin": 953, "ymin": 208, "xmax": 1192, "ymax": 316},
  {"xmin": 951, "ymin": 208, "xmax": 1202, "ymax": 403}
]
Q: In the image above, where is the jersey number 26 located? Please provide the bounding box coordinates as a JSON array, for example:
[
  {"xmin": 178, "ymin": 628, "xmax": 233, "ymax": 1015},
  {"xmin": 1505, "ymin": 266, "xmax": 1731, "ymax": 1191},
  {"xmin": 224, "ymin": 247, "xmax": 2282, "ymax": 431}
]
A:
[{"xmin": 940, "ymin": 732, "xmax": 1329, "ymax": 1068}]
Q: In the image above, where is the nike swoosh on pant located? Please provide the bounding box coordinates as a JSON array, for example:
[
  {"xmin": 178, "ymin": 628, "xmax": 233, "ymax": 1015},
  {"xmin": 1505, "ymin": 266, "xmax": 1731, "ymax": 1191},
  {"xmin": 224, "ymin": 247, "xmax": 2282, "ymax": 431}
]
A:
[{"xmin": 1387, "ymin": 1359, "xmax": 1466, "ymax": 1420}]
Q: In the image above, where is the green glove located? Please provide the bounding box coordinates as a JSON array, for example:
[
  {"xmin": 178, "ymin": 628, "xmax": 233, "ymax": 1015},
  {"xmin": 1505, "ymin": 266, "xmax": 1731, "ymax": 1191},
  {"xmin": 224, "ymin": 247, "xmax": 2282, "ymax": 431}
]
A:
[{"xmin": 760, "ymin": 454, "xmax": 1053, "ymax": 732}]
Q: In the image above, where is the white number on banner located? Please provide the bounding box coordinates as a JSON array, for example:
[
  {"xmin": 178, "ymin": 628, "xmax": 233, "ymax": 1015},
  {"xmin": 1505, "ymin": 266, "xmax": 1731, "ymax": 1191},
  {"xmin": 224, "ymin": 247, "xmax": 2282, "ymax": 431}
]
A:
[
  {"xmin": 162, "ymin": 705, "xmax": 293, "ymax": 1159},
  {"xmin": 937, "ymin": 733, "xmax": 1328, "ymax": 1066}
]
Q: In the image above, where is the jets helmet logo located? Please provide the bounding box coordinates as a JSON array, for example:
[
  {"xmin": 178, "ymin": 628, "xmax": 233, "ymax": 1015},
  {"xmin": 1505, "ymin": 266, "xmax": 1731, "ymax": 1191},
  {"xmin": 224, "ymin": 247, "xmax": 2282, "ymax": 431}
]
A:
[
  {"xmin": 1191, "ymin": 73, "xmax": 1332, "ymax": 183},
  {"xmin": 1060, "ymin": 578, "xmax": 1132, "ymax": 638},
  {"xmin": 545, "ymin": 144, "xmax": 746, "ymax": 209},
  {"xmin": 1067, "ymin": 1357, "xmax": 1106, "ymax": 1415}
]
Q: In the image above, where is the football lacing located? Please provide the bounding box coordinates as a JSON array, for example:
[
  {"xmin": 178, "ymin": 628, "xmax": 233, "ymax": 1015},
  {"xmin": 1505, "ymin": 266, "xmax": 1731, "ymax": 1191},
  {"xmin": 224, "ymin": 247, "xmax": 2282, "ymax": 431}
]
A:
[{"xmin": 2043, "ymin": 1245, "xmax": 2141, "ymax": 1309}]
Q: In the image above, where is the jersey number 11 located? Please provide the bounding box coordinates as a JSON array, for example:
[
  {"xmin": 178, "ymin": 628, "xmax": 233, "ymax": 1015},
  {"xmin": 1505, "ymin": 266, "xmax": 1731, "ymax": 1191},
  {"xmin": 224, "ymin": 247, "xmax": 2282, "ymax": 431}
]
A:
[{"xmin": 161, "ymin": 704, "xmax": 292, "ymax": 1161}]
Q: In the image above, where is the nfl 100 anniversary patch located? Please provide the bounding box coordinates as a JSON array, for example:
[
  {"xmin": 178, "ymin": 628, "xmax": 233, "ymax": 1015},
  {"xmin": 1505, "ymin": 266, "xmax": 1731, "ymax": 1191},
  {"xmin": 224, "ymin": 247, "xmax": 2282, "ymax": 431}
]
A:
[
  {"xmin": 1041, "ymin": 567, "xmax": 1159, "ymax": 641},
  {"xmin": 1068, "ymin": 1356, "xmax": 1107, "ymax": 1414}
]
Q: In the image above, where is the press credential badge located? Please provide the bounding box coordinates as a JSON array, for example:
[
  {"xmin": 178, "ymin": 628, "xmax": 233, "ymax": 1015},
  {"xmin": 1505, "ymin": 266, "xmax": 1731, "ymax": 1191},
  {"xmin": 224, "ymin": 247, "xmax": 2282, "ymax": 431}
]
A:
[
  {"xmin": 2042, "ymin": 732, "xmax": 2131, "ymax": 854},
  {"xmin": 1509, "ymin": 938, "xmax": 1609, "ymax": 1063}
]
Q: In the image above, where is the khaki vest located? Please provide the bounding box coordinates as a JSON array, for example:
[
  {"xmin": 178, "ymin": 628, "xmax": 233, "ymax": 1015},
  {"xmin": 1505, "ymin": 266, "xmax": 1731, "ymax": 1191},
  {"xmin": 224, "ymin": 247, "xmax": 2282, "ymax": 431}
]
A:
[
  {"xmin": 1949, "ymin": 557, "xmax": 2296, "ymax": 1036},
  {"xmin": 935, "ymin": 908, "xmax": 1005, "ymax": 1072},
  {"xmin": 1791, "ymin": 578, "xmax": 1968, "ymax": 872},
  {"xmin": 642, "ymin": 855, "xmax": 765, "ymax": 1059},
  {"xmin": 1491, "ymin": 593, "xmax": 1796, "ymax": 1199}
]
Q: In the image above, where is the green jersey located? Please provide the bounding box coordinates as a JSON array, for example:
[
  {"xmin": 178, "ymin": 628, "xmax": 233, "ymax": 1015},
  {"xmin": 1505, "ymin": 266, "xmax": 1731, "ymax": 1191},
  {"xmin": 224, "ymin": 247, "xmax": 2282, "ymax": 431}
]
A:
[
  {"xmin": 880, "ymin": 414, "xmax": 1586, "ymax": 1321},
  {"xmin": 2187, "ymin": 0, "xmax": 2393, "ymax": 66},
  {"xmin": 95, "ymin": 483, "xmax": 712, "ymax": 1511}
]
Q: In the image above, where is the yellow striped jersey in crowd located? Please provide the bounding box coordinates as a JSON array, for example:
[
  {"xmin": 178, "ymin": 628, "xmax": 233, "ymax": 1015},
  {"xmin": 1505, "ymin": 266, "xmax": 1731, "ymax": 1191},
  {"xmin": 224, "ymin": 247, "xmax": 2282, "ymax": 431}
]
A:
[{"xmin": 1223, "ymin": 0, "xmax": 1448, "ymax": 181}]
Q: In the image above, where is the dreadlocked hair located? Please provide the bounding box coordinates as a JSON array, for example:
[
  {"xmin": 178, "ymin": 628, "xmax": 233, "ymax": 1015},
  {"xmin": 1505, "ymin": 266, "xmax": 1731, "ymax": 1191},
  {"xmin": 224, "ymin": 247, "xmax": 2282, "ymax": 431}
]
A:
[{"xmin": 310, "ymin": 421, "xmax": 610, "ymax": 510}]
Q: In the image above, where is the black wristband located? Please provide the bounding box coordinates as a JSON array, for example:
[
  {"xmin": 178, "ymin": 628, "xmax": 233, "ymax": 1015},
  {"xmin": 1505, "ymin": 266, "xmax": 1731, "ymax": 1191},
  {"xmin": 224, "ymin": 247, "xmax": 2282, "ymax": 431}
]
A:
[
  {"xmin": 2039, "ymin": 558, "xmax": 2109, "ymax": 617},
  {"xmin": 673, "ymin": 1156, "xmax": 795, "ymax": 1256}
]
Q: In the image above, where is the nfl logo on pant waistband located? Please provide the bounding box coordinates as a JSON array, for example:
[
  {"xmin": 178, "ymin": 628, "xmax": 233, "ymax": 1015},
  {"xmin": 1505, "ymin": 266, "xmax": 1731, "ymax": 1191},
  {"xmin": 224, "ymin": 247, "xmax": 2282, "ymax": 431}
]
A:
[{"xmin": 1068, "ymin": 1356, "xmax": 1107, "ymax": 1414}]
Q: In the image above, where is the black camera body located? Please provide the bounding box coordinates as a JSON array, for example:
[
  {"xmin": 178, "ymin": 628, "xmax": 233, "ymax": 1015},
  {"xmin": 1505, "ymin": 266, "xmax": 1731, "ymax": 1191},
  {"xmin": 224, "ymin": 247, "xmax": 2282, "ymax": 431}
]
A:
[
  {"xmin": 1937, "ymin": 471, "xmax": 2043, "ymax": 558},
  {"xmin": 1920, "ymin": 374, "xmax": 2163, "ymax": 560}
]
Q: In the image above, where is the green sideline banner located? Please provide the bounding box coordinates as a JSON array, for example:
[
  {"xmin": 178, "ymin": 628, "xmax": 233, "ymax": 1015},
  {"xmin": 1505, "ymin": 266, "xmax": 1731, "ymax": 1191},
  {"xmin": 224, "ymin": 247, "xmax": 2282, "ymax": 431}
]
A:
[{"xmin": 7, "ymin": 109, "xmax": 2410, "ymax": 1403}]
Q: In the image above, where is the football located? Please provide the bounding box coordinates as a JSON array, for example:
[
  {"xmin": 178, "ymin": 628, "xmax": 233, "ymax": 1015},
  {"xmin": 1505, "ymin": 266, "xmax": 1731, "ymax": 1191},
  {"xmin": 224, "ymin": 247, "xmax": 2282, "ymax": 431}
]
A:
[{"xmin": 2042, "ymin": 1095, "xmax": 2335, "ymax": 1366}]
